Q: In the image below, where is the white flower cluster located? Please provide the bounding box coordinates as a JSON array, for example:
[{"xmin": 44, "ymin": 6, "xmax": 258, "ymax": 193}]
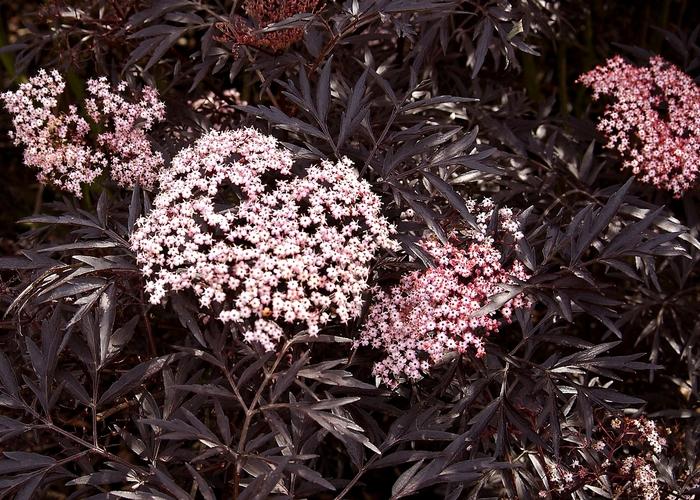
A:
[{"xmin": 131, "ymin": 128, "xmax": 397, "ymax": 350}]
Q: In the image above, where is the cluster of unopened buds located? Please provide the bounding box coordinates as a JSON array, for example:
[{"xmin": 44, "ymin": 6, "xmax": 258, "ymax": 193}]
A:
[
  {"xmin": 216, "ymin": 0, "xmax": 320, "ymax": 53},
  {"xmin": 355, "ymin": 199, "xmax": 530, "ymax": 388},
  {"xmin": 131, "ymin": 128, "xmax": 398, "ymax": 351},
  {"xmin": 1, "ymin": 70, "xmax": 165, "ymax": 197},
  {"xmin": 542, "ymin": 416, "xmax": 667, "ymax": 499},
  {"xmin": 579, "ymin": 55, "xmax": 700, "ymax": 197}
]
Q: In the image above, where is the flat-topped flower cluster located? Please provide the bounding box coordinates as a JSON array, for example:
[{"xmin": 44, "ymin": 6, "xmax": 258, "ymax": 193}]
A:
[
  {"xmin": 356, "ymin": 199, "xmax": 530, "ymax": 388},
  {"xmin": 579, "ymin": 56, "xmax": 700, "ymax": 197},
  {"xmin": 131, "ymin": 128, "xmax": 398, "ymax": 350},
  {"xmin": 1, "ymin": 70, "xmax": 164, "ymax": 197}
]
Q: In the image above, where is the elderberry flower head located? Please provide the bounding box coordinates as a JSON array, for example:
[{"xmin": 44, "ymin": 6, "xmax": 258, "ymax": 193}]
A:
[
  {"xmin": 632, "ymin": 417, "xmax": 665, "ymax": 455},
  {"xmin": 1, "ymin": 69, "xmax": 102, "ymax": 197},
  {"xmin": 355, "ymin": 200, "xmax": 530, "ymax": 388},
  {"xmin": 579, "ymin": 56, "xmax": 700, "ymax": 197},
  {"xmin": 85, "ymin": 77, "xmax": 166, "ymax": 190},
  {"xmin": 131, "ymin": 128, "xmax": 398, "ymax": 350},
  {"xmin": 1, "ymin": 70, "xmax": 165, "ymax": 197},
  {"xmin": 621, "ymin": 457, "xmax": 661, "ymax": 500}
]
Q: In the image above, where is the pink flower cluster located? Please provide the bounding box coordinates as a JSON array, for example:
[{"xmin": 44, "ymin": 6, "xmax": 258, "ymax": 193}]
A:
[
  {"xmin": 1, "ymin": 70, "xmax": 99, "ymax": 196},
  {"xmin": 130, "ymin": 128, "xmax": 397, "ymax": 350},
  {"xmin": 544, "ymin": 416, "xmax": 667, "ymax": 499},
  {"xmin": 631, "ymin": 416, "xmax": 665, "ymax": 455},
  {"xmin": 620, "ymin": 457, "xmax": 661, "ymax": 500},
  {"xmin": 615, "ymin": 418, "xmax": 666, "ymax": 500},
  {"xmin": 579, "ymin": 56, "xmax": 700, "ymax": 197},
  {"xmin": 1, "ymin": 70, "xmax": 165, "ymax": 197},
  {"xmin": 355, "ymin": 199, "xmax": 530, "ymax": 388},
  {"xmin": 608, "ymin": 417, "xmax": 665, "ymax": 500},
  {"xmin": 85, "ymin": 77, "xmax": 165, "ymax": 189}
]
